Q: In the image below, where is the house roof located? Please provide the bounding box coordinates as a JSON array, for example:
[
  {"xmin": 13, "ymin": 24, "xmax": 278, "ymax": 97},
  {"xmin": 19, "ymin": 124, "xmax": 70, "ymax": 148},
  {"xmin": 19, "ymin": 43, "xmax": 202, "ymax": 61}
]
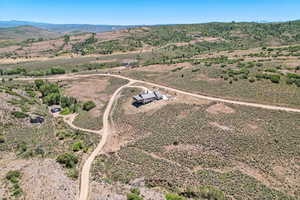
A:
[{"xmin": 133, "ymin": 91, "xmax": 162, "ymax": 101}]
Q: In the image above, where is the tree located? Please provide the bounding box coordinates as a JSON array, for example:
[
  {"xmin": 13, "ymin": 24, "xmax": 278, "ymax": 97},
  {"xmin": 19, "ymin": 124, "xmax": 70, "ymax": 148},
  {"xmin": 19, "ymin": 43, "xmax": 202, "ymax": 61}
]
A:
[
  {"xmin": 83, "ymin": 101, "xmax": 96, "ymax": 111},
  {"xmin": 43, "ymin": 92, "xmax": 61, "ymax": 106},
  {"xmin": 64, "ymin": 35, "xmax": 70, "ymax": 44},
  {"xmin": 34, "ymin": 79, "xmax": 45, "ymax": 89},
  {"xmin": 56, "ymin": 153, "xmax": 78, "ymax": 168}
]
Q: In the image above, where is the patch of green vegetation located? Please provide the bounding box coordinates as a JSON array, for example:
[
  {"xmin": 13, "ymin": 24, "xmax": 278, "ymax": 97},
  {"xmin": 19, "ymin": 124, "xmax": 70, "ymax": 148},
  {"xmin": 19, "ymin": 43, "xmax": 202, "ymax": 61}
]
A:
[
  {"xmin": 82, "ymin": 100, "xmax": 96, "ymax": 111},
  {"xmin": 56, "ymin": 152, "xmax": 78, "ymax": 168},
  {"xmin": 11, "ymin": 111, "xmax": 28, "ymax": 119},
  {"xmin": 127, "ymin": 188, "xmax": 143, "ymax": 200},
  {"xmin": 165, "ymin": 193, "xmax": 186, "ymax": 200},
  {"xmin": 5, "ymin": 170, "xmax": 23, "ymax": 198},
  {"xmin": 70, "ymin": 140, "xmax": 85, "ymax": 152}
]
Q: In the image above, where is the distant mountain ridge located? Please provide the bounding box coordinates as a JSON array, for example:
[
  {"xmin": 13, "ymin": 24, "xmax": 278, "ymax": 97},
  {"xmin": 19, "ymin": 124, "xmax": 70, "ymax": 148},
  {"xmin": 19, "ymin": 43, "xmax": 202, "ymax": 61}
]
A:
[
  {"xmin": 0, "ymin": 25, "xmax": 61, "ymax": 40},
  {"xmin": 0, "ymin": 20, "xmax": 135, "ymax": 33}
]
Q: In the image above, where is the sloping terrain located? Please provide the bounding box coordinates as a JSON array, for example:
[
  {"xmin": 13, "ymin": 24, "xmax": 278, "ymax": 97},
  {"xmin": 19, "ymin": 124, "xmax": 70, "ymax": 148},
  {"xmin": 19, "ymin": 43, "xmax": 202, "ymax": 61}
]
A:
[{"xmin": 92, "ymin": 87, "xmax": 300, "ymax": 199}]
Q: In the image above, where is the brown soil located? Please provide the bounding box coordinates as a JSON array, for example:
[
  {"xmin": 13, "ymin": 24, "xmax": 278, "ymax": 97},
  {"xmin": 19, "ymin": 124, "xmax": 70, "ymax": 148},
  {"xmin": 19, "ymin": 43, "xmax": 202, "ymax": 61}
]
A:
[
  {"xmin": 122, "ymin": 87, "xmax": 210, "ymax": 116},
  {"xmin": 0, "ymin": 153, "xmax": 77, "ymax": 200},
  {"xmin": 103, "ymin": 122, "xmax": 137, "ymax": 153},
  {"xmin": 209, "ymin": 122, "xmax": 232, "ymax": 131},
  {"xmin": 247, "ymin": 123, "xmax": 259, "ymax": 130},
  {"xmin": 63, "ymin": 77, "xmax": 109, "ymax": 117},
  {"xmin": 164, "ymin": 144, "xmax": 201, "ymax": 153},
  {"xmin": 206, "ymin": 103, "xmax": 236, "ymax": 114},
  {"xmin": 90, "ymin": 59, "xmax": 117, "ymax": 64},
  {"xmin": 195, "ymin": 74, "xmax": 220, "ymax": 82},
  {"xmin": 90, "ymin": 181, "xmax": 165, "ymax": 200},
  {"xmin": 132, "ymin": 62, "xmax": 193, "ymax": 72}
]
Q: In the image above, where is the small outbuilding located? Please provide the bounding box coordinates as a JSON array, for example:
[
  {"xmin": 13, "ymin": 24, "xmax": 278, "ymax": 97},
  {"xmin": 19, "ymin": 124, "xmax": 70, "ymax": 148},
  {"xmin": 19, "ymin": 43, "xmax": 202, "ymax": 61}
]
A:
[
  {"xmin": 30, "ymin": 116, "xmax": 45, "ymax": 124},
  {"xmin": 133, "ymin": 91, "xmax": 163, "ymax": 104},
  {"xmin": 50, "ymin": 107, "xmax": 61, "ymax": 113}
]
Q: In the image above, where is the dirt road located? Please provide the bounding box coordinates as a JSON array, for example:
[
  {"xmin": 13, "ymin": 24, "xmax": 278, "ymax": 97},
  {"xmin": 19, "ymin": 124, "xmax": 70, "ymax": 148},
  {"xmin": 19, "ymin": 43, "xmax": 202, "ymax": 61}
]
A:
[
  {"xmin": 59, "ymin": 113, "xmax": 102, "ymax": 134},
  {"xmin": 23, "ymin": 73, "xmax": 300, "ymax": 113},
  {"xmin": 78, "ymin": 81, "xmax": 134, "ymax": 200}
]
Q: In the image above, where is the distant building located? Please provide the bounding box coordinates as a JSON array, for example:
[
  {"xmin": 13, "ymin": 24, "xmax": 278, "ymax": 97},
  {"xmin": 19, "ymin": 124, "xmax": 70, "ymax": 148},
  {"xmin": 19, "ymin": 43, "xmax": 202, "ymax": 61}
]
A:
[
  {"xmin": 133, "ymin": 91, "xmax": 163, "ymax": 104},
  {"xmin": 30, "ymin": 116, "xmax": 44, "ymax": 124},
  {"xmin": 121, "ymin": 59, "xmax": 138, "ymax": 68},
  {"xmin": 50, "ymin": 107, "xmax": 61, "ymax": 113}
]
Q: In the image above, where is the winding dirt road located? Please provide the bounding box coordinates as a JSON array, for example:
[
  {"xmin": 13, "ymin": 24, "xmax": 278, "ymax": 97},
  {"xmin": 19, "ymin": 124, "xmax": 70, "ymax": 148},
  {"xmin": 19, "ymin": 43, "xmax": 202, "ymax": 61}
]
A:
[{"xmin": 78, "ymin": 81, "xmax": 134, "ymax": 200}]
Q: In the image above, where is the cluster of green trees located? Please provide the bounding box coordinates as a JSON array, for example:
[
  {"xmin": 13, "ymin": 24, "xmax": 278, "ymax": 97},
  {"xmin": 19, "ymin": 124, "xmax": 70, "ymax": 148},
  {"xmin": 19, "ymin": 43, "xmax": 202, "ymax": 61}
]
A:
[
  {"xmin": 142, "ymin": 41, "xmax": 236, "ymax": 66},
  {"xmin": 34, "ymin": 80, "xmax": 79, "ymax": 113},
  {"xmin": 135, "ymin": 27, "xmax": 192, "ymax": 46},
  {"xmin": 72, "ymin": 33, "xmax": 98, "ymax": 55},
  {"xmin": 286, "ymin": 73, "xmax": 300, "ymax": 87},
  {"xmin": 0, "ymin": 67, "xmax": 65, "ymax": 77},
  {"xmin": 96, "ymin": 38, "xmax": 142, "ymax": 54},
  {"xmin": 56, "ymin": 152, "xmax": 78, "ymax": 168},
  {"xmin": 255, "ymin": 73, "xmax": 281, "ymax": 83},
  {"xmin": 0, "ymin": 68, "xmax": 26, "ymax": 75}
]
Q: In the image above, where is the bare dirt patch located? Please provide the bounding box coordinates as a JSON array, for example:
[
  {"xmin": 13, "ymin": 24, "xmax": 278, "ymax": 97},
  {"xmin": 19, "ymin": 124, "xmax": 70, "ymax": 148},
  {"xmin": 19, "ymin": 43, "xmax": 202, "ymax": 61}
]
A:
[
  {"xmin": 195, "ymin": 74, "xmax": 220, "ymax": 82},
  {"xmin": 103, "ymin": 123, "xmax": 138, "ymax": 153},
  {"xmin": 209, "ymin": 122, "xmax": 232, "ymax": 131},
  {"xmin": 164, "ymin": 144, "xmax": 201, "ymax": 153},
  {"xmin": 122, "ymin": 87, "xmax": 210, "ymax": 116},
  {"xmin": 90, "ymin": 181, "xmax": 165, "ymax": 200},
  {"xmin": 247, "ymin": 123, "xmax": 259, "ymax": 130},
  {"xmin": 0, "ymin": 153, "xmax": 77, "ymax": 200},
  {"xmin": 133, "ymin": 62, "xmax": 193, "ymax": 72},
  {"xmin": 63, "ymin": 77, "xmax": 109, "ymax": 117},
  {"xmin": 90, "ymin": 59, "xmax": 117, "ymax": 64},
  {"xmin": 206, "ymin": 103, "xmax": 236, "ymax": 115}
]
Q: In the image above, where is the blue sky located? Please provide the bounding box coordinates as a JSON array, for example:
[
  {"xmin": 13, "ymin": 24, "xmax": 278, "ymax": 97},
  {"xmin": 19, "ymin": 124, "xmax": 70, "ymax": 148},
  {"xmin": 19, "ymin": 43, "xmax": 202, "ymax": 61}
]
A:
[{"xmin": 1, "ymin": 0, "xmax": 300, "ymax": 25}]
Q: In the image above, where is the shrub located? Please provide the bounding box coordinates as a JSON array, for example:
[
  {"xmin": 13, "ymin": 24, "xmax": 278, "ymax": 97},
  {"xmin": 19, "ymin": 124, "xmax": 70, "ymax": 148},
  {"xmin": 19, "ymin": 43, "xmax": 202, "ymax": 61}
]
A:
[
  {"xmin": 56, "ymin": 153, "xmax": 78, "ymax": 168},
  {"xmin": 6, "ymin": 170, "xmax": 23, "ymax": 197},
  {"xmin": 249, "ymin": 78, "xmax": 256, "ymax": 83},
  {"xmin": 165, "ymin": 193, "xmax": 186, "ymax": 200},
  {"xmin": 270, "ymin": 75, "xmax": 280, "ymax": 83},
  {"xmin": 43, "ymin": 92, "xmax": 61, "ymax": 106},
  {"xmin": 71, "ymin": 141, "xmax": 84, "ymax": 152},
  {"xmin": 47, "ymin": 67, "xmax": 66, "ymax": 75},
  {"xmin": 130, "ymin": 188, "xmax": 140, "ymax": 195},
  {"xmin": 6, "ymin": 170, "xmax": 21, "ymax": 183},
  {"xmin": 83, "ymin": 101, "xmax": 96, "ymax": 111},
  {"xmin": 198, "ymin": 186, "xmax": 225, "ymax": 200},
  {"xmin": 11, "ymin": 111, "xmax": 28, "ymax": 119},
  {"xmin": 60, "ymin": 107, "xmax": 72, "ymax": 115},
  {"xmin": 0, "ymin": 135, "xmax": 5, "ymax": 143},
  {"xmin": 56, "ymin": 131, "xmax": 71, "ymax": 140},
  {"xmin": 67, "ymin": 168, "xmax": 79, "ymax": 179},
  {"xmin": 127, "ymin": 193, "xmax": 143, "ymax": 200}
]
